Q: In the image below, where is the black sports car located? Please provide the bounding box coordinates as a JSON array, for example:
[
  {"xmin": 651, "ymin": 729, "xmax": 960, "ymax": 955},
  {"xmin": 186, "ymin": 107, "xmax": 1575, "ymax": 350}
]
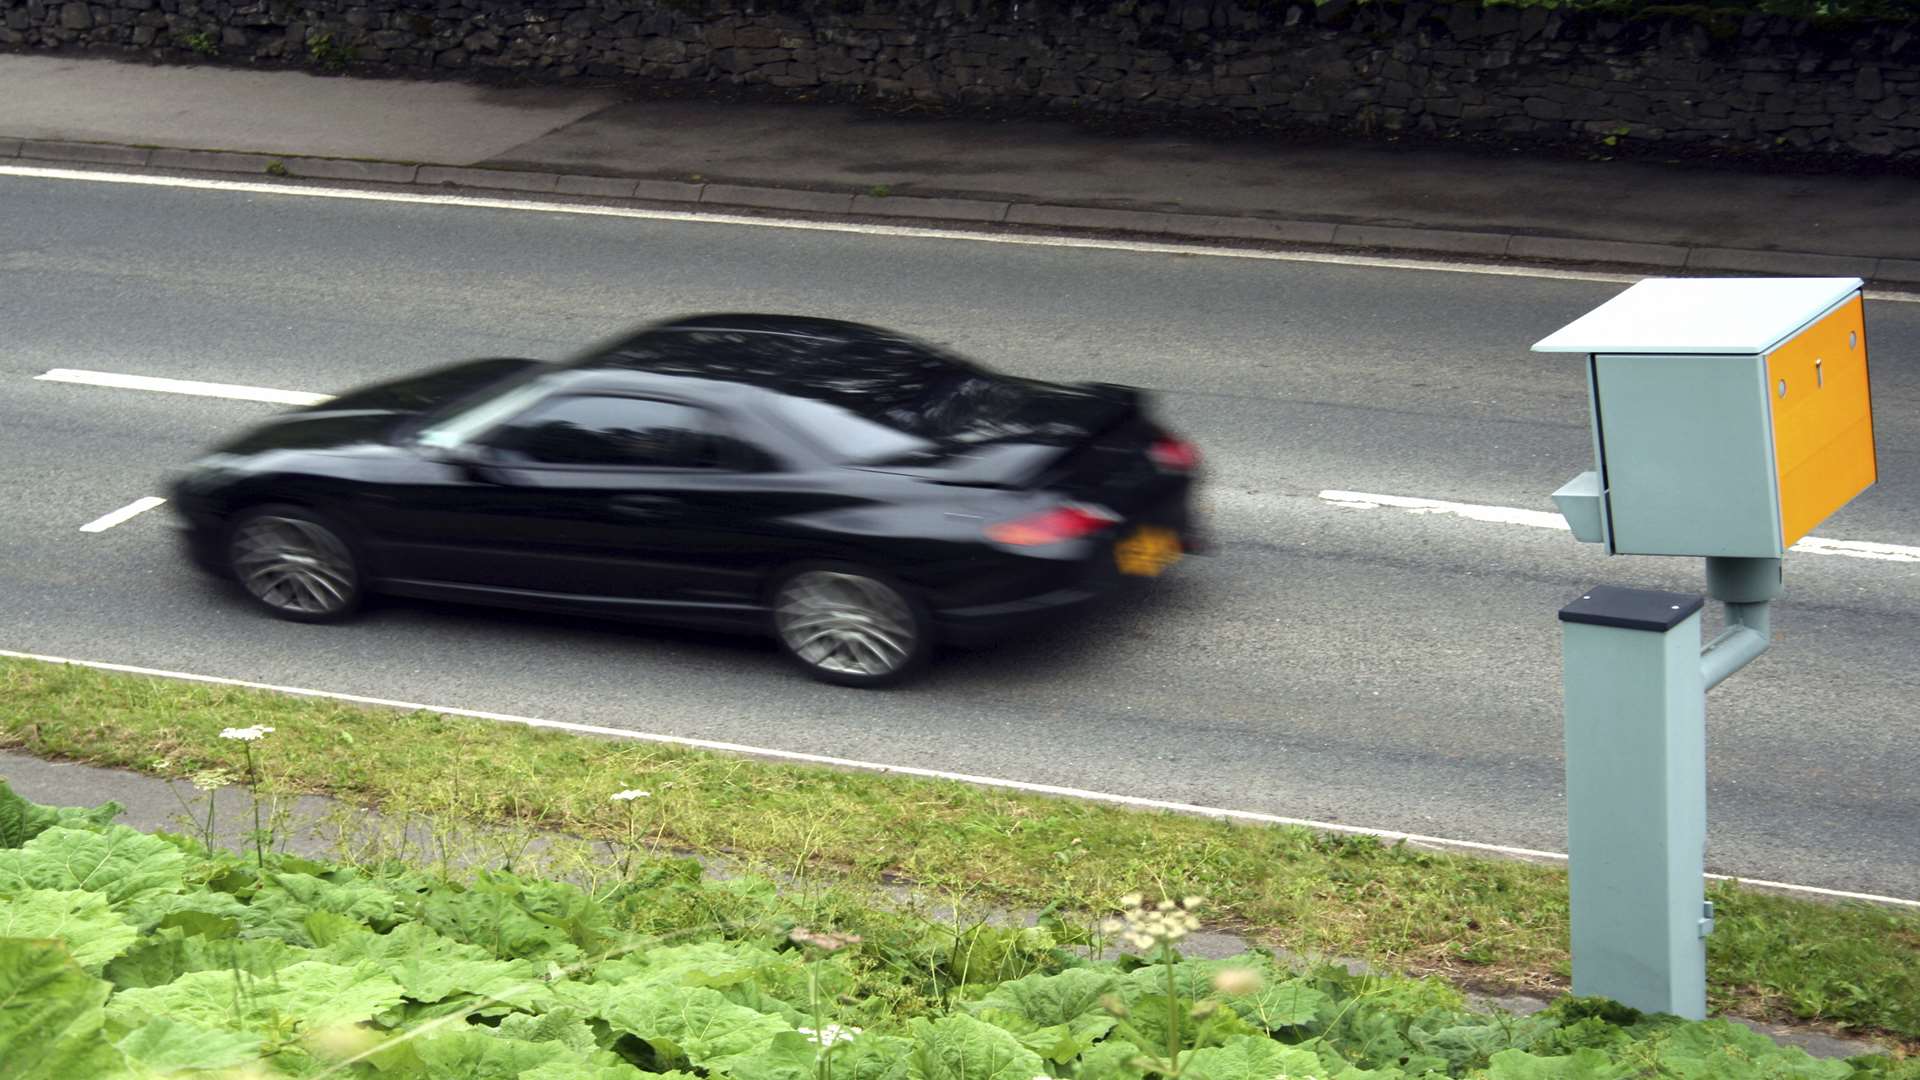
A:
[{"xmin": 171, "ymin": 315, "xmax": 1202, "ymax": 686}]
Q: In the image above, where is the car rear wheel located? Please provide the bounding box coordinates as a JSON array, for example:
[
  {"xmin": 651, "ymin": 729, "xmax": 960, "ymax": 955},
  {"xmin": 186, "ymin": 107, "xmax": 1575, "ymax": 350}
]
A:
[
  {"xmin": 771, "ymin": 567, "xmax": 931, "ymax": 687},
  {"xmin": 226, "ymin": 506, "xmax": 363, "ymax": 623}
]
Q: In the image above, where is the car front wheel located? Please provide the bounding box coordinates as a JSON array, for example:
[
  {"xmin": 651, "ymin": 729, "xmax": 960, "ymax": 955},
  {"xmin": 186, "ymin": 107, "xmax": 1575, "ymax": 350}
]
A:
[
  {"xmin": 226, "ymin": 505, "xmax": 363, "ymax": 623},
  {"xmin": 771, "ymin": 567, "xmax": 931, "ymax": 688}
]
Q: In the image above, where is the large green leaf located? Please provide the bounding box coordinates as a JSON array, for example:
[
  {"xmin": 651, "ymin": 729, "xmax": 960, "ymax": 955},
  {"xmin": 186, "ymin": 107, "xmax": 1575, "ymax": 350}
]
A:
[
  {"xmin": 1644, "ymin": 1020, "xmax": 1852, "ymax": 1080},
  {"xmin": 599, "ymin": 939, "xmax": 810, "ymax": 993},
  {"xmin": 1073, "ymin": 1039, "xmax": 1151, "ymax": 1080},
  {"xmin": 496, "ymin": 1006, "xmax": 600, "ymax": 1056},
  {"xmin": 105, "ymin": 926, "xmax": 313, "ymax": 990},
  {"xmin": 112, "ymin": 1016, "xmax": 265, "ymax": 1074},
  {"xmin": 108, "ymin": 958, "xmax": 405, "ymax": 1033},
  {"xmin": 0, "ymin": 938, "xmax": 127, "ymax": 1080},
  {"xmin": 0, "ymin": 889, "xmax": 137, "ymax": 972},
  {"xmin": 404, "ymin": 1027, "xmax": 587, "ymax": 1080},
  {"xmin": 1003, "ymin": 1016, "xmax": 1117, "ymax": 1064},
  {"xmin": 0, "ymin": 782, "xmax": 121, "ymax": 849},
  {"xmin": 1407, "ymin": 1015, "xmax": 1557, "ymax": 1072},
  {"xmin": 122, "ymin": 889, "xmax": 255, "ymax": 936},
  {"xmin": 597, "ymin": 984, "xmax": 792, "ymax": 1069},
  {"xmin": 248, "ymin": 871, "xmax": 405, "ymax": 941},
  {"xmin": 834, "ymin": 1034, "xmax": 916, "ymax": 1080},
  {"xmin": 498, "ymin": 873, "xmax": 625, "ymax": 957},
  {"xmin": 707, "ymin": 1028, "xmax": 819, "ymax": 1079},
  {"xmin": 1111, "ymin": 992, "xmax": 1258, "ymax": 1058},
  {"xmin": 418, "ymin": 883, "xmax": 584, "ymax": 964},
  {"xmin": 1228, "ymin": 977, "xmax": 1334, "ymax": 1031},
  {"xmin": 1179, "ymin": 1034, "xmax": 1329, "ymax": 1080},
  {"xmin": 518, "ymin": 1064, "xmax": 658, "ymax": 1080},
  {"xmin": 593, "ymin": 939, "xmax": 819, "ymax": 1023},
  {"xmin": 1485, "ymin": 1047, "xmax": 1632, "ymax": 1080},
  {"xmin": 904, "ymin": 1014, "xmax": 1048, "ymax": 1080},
  {"xmin": 968, "ymin": 966, "xmax": 1121, "ymax": 1028},
  {"xmin": 0, "ymin": 826, "xmax": 187, "ymax": 908},
  {"xmin": 319, "ymin": 922, "xmax": 545, "ymax": 1008}
]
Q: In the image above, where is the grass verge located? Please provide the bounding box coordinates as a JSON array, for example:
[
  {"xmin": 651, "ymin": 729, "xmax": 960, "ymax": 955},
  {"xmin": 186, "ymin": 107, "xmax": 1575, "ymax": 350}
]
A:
[{"xmin": 2, "ymin": 655, "xmax": 1916, "ymax": 1045}]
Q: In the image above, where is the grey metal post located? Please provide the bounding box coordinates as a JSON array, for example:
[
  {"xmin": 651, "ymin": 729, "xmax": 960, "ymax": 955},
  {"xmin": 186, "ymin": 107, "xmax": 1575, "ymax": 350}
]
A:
[
  {"xmin": 1559, "ymin": 585, "xmax": 1710, "ymax": 1019},
  {"xmin": 1701, "ymin": 557, "xmax": 1782, "ymax": 691}
]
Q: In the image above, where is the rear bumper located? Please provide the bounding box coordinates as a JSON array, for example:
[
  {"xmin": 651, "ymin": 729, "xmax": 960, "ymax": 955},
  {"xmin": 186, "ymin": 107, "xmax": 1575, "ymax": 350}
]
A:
[{"xmin": 933, "ymin": 508, "xmax": 1195, "ymax": 647}]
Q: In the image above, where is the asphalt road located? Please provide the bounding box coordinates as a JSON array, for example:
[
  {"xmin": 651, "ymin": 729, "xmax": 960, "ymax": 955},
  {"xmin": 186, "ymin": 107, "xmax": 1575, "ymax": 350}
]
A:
[{"xmin": 3, "ymin": 171, "xmax": 1916, "ymax": 898}]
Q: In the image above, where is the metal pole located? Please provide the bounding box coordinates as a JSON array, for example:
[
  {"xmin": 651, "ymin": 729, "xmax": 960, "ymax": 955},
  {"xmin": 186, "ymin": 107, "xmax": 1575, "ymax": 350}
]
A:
[
  {"xmin": 1559, "ymin": 585, "xmax": 1710, "ymax": 1018},
  {"xmin": 1701, "ymin": 557, "xmax": 1780, "ymax": 691}
]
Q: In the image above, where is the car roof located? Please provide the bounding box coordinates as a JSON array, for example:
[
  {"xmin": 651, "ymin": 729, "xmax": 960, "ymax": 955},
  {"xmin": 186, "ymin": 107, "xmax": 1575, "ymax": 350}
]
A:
[{"xmin": 571, "ymin": 315, "xmax": 975, "ymax": 396}]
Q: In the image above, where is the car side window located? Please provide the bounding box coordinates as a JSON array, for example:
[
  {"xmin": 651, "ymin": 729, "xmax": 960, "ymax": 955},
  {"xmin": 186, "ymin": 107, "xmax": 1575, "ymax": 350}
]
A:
[{"xmin": 485, "ymin": 395, "xmax": 722, "ymax": 469}]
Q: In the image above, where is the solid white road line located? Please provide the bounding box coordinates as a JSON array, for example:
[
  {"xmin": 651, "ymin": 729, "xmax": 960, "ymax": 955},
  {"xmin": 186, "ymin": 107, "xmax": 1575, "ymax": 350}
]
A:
[
  {"xmin": 10, "ymin": 162, "xmax": 1917, "ymax": 300},
  {"xmin": 1, "ymin": 647, "xmax": 1913, "ymax": 908},
  {"xmin": 35, "ymin": 368, "xmax": 333, "ymax": 407},
  {"xmin": 78, "ymin": 497, "xmax": 168, "ymax": 534},
  {"xmin": 1320, "ymin": 489, "xmax": 1920, "ymax": 563}
]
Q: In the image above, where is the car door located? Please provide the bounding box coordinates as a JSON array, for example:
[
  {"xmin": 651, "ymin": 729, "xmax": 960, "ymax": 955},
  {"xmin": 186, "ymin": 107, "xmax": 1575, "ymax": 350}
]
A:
[
  {"xmin": 490, "ymin": 397, "xmax": 870, "ymax": 611},
  {"xmin": 447, "ymin": 392, "xmax": 743, "ymax": 606},
  {"xmin": 369, "ymin": 391, "xmax": 851, "ymax": 612}
]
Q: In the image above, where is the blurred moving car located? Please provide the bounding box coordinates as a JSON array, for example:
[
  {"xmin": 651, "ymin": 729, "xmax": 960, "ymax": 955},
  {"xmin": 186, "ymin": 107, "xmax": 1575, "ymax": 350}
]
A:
[{"xmin": 171, "ymin": 315, "xmax": 1202, "ymax": 686}]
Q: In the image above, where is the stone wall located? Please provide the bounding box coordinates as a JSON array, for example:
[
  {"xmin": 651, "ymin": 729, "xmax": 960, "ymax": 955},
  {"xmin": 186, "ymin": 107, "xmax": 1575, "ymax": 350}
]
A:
[{"xmin": 7, "ymin": 0, "xmax": 1919, "ymax": 159}]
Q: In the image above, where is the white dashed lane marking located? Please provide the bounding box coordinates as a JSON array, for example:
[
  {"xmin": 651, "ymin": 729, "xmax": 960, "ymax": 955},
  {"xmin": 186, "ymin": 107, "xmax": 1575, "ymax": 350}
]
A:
[
  {"xmin": 1319, "ymin": 489, "xmax": 1920, "ymax": 564},
  {"xmin": 37, "ymin": 368, "xmax": 333, "ymax": 406},
  {"xmin": 79, "ymin": 496, "xmax": 168, "ymax": 533}
]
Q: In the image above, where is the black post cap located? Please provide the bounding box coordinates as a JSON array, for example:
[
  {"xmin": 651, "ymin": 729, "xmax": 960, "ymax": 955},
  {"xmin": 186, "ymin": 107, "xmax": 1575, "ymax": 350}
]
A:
[{"xmin": 1558, "ymin": 585, "xmax": 1704, "ymax": 632}]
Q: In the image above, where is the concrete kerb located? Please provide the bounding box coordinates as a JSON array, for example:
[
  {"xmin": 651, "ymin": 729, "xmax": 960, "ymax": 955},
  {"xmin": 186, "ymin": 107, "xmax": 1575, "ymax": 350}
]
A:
[
  {"xmin": 280, "ymin": 157, "xmax": 419, "ymax": 184},
  {"xmin": 8, "ymin": 139, "xmax": 1920, "ymax": 287},
  {"xmin": 19, "ymin": 138, "xmax": 152, "ymax": 166},
  {"xmin": 417, "ymin": 164, "xmax": 561, "ymax": 193},
  {"xmin": 148, "ymin": 148, "xmax": 282, "ymax": 174},
  {"xmin": 700, "ymin": 183, "xmax": 854, "ymax": 215}
]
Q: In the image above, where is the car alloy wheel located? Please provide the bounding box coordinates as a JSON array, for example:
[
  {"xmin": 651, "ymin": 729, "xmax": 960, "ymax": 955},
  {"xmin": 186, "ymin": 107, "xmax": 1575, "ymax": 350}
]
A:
[
  {"xmin": 227, "ymin": 508, "xmax": 362, "ymax": 622},
  {"xmin": 773, "ymin": 569, "xmax": 928, "ymax": 686}
]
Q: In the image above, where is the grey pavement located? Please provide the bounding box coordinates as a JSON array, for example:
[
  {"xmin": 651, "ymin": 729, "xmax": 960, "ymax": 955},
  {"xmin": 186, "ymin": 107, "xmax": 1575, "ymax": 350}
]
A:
[{"xmin": 4, "ymin": 53, "xmax": 1920, "ymax": 281}]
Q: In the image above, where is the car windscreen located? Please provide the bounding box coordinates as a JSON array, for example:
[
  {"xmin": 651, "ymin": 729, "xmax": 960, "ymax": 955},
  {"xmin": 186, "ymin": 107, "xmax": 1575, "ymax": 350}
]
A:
[{"xmin": 412, "ymin": 368, "xmax": 561, "ymax": 449}]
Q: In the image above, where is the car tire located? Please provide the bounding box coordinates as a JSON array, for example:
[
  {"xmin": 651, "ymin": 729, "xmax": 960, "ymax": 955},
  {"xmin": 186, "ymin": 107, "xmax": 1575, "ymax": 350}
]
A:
[
  {"xmin": 769, "ymin": 564, "xmax": 932, "ymax": 688},
  {"xmin": 225, "ymin": 504, "xmax": 364, "ymax": 624}
]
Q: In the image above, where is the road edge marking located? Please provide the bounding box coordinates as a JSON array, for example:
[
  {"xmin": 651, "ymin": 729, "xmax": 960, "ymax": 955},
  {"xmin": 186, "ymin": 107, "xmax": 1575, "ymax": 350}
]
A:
[
  {"xmin": 7, "ymin": 159, "xmax": 1919, "ymax": 300},
  {"xmin": 2, "ymin": 647, "xmax": 1913, "ymax": 908},
  {"xmin": 0, "ymin": 161, "xmax": 1810, "ymax": 292}
]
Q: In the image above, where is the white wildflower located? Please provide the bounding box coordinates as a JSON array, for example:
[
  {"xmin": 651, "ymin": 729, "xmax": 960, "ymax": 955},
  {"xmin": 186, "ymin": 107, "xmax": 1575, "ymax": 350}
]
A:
[
  {"xmin": 798, "ymin": 1023, "xmax": 861, "ymax": 1046},
  {"xmin": 1103, "ymin": 891, "xmax": 1208, "ymax": 950},
  {"xmin": 189, "ymin": 769, "xmax": 236, "ymax": 792},
  {"xmin": 1211, "ymin": 966, "xmax": 1264, "ymax": 996},
  {"xmin": 218, "ymin": 725, "xmax": 274, "ymax": 742},
  {"xmin": 610, "ymin": 789, "xmax": 651, "ymax": 802}
]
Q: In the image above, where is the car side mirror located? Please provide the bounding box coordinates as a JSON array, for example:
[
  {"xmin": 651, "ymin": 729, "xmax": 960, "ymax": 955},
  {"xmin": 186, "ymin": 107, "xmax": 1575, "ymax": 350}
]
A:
[{"xmin": 436, "ymin": 442, "xmax": 508, "ymax": 484}]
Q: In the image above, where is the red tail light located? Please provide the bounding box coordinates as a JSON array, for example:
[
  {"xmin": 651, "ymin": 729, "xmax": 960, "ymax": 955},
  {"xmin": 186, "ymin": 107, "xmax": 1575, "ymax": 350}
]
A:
[
  {"xmin": 985, "ymin": 504, "xmax": 1121, "ymax": 546},
  {"xmin": 1149, "ymin": 436, "xmax": 1200, "ymax": 472}
]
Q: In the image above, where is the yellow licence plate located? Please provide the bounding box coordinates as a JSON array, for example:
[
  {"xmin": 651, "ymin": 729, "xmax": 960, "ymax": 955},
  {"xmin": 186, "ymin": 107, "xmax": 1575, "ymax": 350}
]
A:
[{"xmin": 1114, "ymin": 525, "xmax": 1182, "ymax": 577}]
